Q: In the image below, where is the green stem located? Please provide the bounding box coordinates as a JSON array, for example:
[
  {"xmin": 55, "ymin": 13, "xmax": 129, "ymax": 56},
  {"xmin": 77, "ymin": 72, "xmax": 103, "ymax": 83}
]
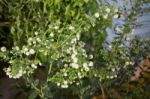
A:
[
  {"xmin": 25, "ymin": 76, "xmax": 44, "ymax": 98},
  {"xmin": 76, "ymin": 72, "xmax": 84, "ymax": 99},
  {"xmin": 47, "ymin": 61, "xmax": 53, "ymax": 81},
  {"xmin": 99, "ymin": 81, "xmax": 105, "ymax": 99}
]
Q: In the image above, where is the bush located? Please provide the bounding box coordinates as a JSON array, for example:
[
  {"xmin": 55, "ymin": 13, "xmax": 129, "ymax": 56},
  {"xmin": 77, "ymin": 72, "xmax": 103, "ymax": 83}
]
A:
[{"xmin": 0, "ymin": 0, "xmax": 150, "ymax": 98}]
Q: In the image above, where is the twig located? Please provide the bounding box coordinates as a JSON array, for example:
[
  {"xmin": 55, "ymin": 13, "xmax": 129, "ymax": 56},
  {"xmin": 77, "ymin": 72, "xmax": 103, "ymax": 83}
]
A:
[
  {"xmin": 0, "ymin": 22, "xmax": 10, "ymax": 27},
  {"xmin": 99, "ymin": 83, "xmax": 105, "ymax": 99}
]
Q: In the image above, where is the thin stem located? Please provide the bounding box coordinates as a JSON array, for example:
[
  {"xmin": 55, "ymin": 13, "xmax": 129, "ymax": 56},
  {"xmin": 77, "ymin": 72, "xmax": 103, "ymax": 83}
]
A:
[
  {"xmin": 99, "ymin": 82, "xmax": 105, "ymax": 99},
  {"xmin": 25, "ymin": 76, "xmax": 44, "ymax": 98},
  {"xmin": 79, "ymin": 95, "xmax": 83, "ymax": 99},
  {"xmin": 47, "ymin": 61, "xmax": 53, "ymax": 81},
  {"xmin": 59, "ymin": 23, "xmax": 83, "ymax": 47},
  {"xmin": 75, "ymin": 72, "xmax": 84, "ymax": 99}
]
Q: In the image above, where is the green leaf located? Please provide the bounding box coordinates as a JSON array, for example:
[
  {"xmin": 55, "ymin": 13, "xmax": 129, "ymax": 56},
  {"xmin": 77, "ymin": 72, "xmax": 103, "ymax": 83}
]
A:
[
  {"xmin": 87, "ymin": 1, "xmax": 97, "ymax": 14},
  {"xmin": 65, "ymin": 5, "xmax": 70, "ymax": 15},
  {"xmin": 28, "ymin": 91, "xmax": 38, "ymax": 99},
  {"xmin": 38, "ymin": 52, "xmax": 47, "ymax": 63},
  {"xmin": 84, "ymin": 0, "xmax": 89, "ymax": 3},
  {"xmin": 34, "ymin": 79, "xmax": 39, "ymax": 86},
  {"xmin": 54, "ymin": 0, "xmax": 61, "ymax": 5}
]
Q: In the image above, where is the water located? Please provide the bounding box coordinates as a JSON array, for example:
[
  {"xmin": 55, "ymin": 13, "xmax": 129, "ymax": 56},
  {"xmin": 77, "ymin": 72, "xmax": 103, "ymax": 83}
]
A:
[
  {"xmin": 129, "ymin": 14, "xmax": 150, "ymax": 40},
  {"xmin": 106, "ymin": 0, "xmax": 150, "ymax": 42}
]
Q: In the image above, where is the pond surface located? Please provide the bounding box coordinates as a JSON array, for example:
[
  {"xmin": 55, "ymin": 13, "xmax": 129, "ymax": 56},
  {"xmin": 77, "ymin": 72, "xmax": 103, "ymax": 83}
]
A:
[
  {"xmin": 106, "ymin": 0, "xmax": 150, "ymax": 42},
  {"xmin": 129, "ymin": 13, "xmax": 150, "ymax": 40}
]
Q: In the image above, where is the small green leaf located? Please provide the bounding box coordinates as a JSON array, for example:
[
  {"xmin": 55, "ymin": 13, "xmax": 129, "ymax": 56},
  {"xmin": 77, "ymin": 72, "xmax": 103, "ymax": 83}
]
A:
[
  {"xmin": 54, "ymin": 0, "xmax": 61, "ymax": 5},
  {"xmin": 34, "ymin": 79, "xmax": 39, "ymax": 86},
  {"xmin": 65, "ymin": 5, "xmax": 70, "ymax": 15},
  {"xmin": 38, "ymin": 52, "xmax": 47, "ymax": 63},
  {"xmin": 28, "ymin": 91, "xmax": 38, "ymax": 99},
  {"xmin": 84, "ymin": 0, "xmax": 89, "ymax": 3}
]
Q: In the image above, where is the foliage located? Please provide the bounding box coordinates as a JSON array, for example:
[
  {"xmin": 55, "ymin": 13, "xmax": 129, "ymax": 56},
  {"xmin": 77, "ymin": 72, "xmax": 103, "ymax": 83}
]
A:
[{"xmin": 0, "ymin": 0, "xmax": 150, "ymax": 99}]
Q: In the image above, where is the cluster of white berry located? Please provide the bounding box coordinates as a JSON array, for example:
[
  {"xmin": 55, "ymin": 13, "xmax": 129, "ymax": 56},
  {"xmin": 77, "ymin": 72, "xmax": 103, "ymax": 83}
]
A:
[
  {"xmin": 94, "ymin": 7, "xmax": 111, "ymax": 19},
  {"xmin": 5, "ymin": 67, "xmax": 26, "ymax": 79},
  {"xmin": 22, "ymin": 46, "xmax": 35, "ymax": 56},
  {"xmin": 50, "ymin": 34, "xmax": 94, "ymax": 88}
]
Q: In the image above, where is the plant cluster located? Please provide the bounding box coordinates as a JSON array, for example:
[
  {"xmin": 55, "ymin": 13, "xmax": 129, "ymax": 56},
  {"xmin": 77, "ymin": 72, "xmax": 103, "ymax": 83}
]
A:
[{"xmin": 0, "ymin": 0, "xmax": 150, "ymax": 98}]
